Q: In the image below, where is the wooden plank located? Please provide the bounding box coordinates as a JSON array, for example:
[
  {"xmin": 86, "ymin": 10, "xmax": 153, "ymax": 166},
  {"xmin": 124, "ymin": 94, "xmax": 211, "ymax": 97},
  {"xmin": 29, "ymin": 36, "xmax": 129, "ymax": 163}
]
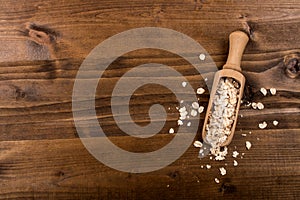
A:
[
  {"xmin": 0, "ymin": 49, "xmax": 298, "ymax": 140},
  {"xmin": 0, "ymin": 130, "xmax": 299, "ymax": 199},
  {"xmin": 0, "ymin": 0, "xmax": 299, "ymax": 199}
]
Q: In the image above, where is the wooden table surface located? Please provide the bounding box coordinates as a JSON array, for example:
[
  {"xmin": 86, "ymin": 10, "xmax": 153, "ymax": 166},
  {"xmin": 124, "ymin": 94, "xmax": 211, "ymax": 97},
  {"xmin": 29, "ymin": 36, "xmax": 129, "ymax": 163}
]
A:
[{"xmin": 0, "ymin": 0, "xmax": 299, "ymax": 199}]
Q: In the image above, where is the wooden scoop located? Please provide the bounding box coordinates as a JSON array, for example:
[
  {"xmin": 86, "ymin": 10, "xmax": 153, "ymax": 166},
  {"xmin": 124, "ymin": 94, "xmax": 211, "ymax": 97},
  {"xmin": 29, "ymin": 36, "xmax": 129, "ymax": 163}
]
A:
[{"xmin": 202, "ymin": 31, "xmax": 249, "ymax": 147}]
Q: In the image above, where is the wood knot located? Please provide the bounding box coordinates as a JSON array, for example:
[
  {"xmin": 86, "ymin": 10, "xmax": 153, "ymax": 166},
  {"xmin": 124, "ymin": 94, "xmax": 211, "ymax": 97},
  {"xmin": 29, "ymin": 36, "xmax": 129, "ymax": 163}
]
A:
[
  {"xmin": 15, "ymin": 88, "xmax": 26, "ymax": 100},
  {"xmin": 58, "ymin": 171, "xmax": 65, "ymax": 177},
  {"xmin": 219, "ymin": 182, "xmax": 236, "ymax": 194},
  {"xmin": 24, "ymin": 22, "xmax": 58, "ymax": 46},
  {"xmin": 12, "ymin": 85, "xmax": 39, "ymax": 101},
  {"xmin": 242, "ymin": 21, "xmax": 255, "ymax": 41},
  {"xmin": 284, "ymin": 54, "xmax": 300, "ymax": 79}
]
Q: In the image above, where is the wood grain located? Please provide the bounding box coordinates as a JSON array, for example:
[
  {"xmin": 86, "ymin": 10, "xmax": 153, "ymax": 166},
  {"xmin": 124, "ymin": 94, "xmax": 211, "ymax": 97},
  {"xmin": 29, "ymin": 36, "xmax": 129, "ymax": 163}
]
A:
[{"xmin": 0, "ymin": 0, "xmax": 299, "ymax": 199}]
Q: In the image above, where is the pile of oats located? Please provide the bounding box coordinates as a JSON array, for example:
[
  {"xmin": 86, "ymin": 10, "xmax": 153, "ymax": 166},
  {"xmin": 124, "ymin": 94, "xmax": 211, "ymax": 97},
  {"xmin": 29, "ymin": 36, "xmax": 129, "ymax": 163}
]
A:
[{"xmin": 205, "ymin": 78, "xmax": 240, "ymax": 159}]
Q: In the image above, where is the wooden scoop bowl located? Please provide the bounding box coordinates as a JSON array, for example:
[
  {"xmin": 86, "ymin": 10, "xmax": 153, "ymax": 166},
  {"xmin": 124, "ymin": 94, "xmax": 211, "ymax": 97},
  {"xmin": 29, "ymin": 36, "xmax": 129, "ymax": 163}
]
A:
[{"xmin": 202, "ymin": 31, "xmax": 249, "ymax": 147}]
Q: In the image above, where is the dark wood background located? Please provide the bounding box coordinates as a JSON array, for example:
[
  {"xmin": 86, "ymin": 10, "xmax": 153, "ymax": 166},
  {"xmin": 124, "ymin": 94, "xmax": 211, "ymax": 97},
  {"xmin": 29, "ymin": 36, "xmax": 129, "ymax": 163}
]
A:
[{"xmin": 0, "ymin": 0, "xmax": 299, "ymax": 199}]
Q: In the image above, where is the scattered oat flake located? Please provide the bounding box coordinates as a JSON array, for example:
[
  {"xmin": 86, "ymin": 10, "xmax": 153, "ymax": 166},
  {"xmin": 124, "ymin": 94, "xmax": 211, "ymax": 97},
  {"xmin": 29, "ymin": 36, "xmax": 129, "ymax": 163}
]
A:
[
  {"xmin": 182, "ymin": 81, "xmax": 187, "ymax": 87},
  {"xmin": 215, "ymin": 155, "xmax": 226, "ymax": 161},
  {"xmin": 167, "ymin": 184, "xmax": 170, "ymax": 188},
  {"xmin": 201, "ymin": 165, "xmax": 204, "ymax": 168},
  {"xmin": 273, "ymin": 120, "xmax": 279, "ymax": 126},
  {"xmin": 219, "ymin": 167, "xmax": 226, "ymax": 176},
  {"xmin": 246, "ymin": 141, "xmax": 252, "ymax": 150},
  {"xmin": 187, "ymin": 122, "xmax": 191, "ymax": 127},
  {"xmin": 196, "ymin": 88, "xmax": 205, "ymax": 94},
  {"xmin": 214, "ymin": 178, "xmax": 220, "ymax": 184},
  {"xmin": 259, "ymin": 121, "xmax": 267, "ymax": 129},
  {"xmin": 233, "ymin": 160, "xmax": 238, "ymax": 166},
  {"xmin": 179, "ymin": 116, "xmax": 186, "ymax": 120},
  {"xmin": 169, "ymin": 128, "xmax": 174, "ymax": 134},
  {"xmin": 251, "ymin": 102, "xmax": 257, "ymax": 109},
  {"xmin": 257, "ymin": 102, "xmax": 264, "ymax": 110},
  {"xmin": 241, "ymin": 133, "xmax": 247, "ymax": 137},
  {"xmin": 179, "ymin": 110, "xmax": 188, "ymax": 117},
  {"xmin": 179, "ymin": 106, "xmax": 186, "ymax": 113},
  {"xmin": 232, "ymin": 151, "xmax": 239, "ymax": 158},
  {"xmin": 193, "ymin": 141, "xmax": 202, "ymax": 148},
  {"xmin": 190, "ymin": 109, "xmax": 198, "ymax": 117},
  {"xmin": 270, "ymin": 88, "xmax": 276, "ymax": 95},
  {"xmin": 192, "ymin": 102, "xmax": 199, "ymax": 109},
  {"xmin": 206, "ymin": 165, "xmax": 211, "ymax": 169},
  {"xmin": 177, "ymin": 120, "xmax": 183, "ymax": 126},
  {"xmin": 260, "ymin": 88, "xmax": 267, "ymax": 96},
  {"xmin": 180, "ymin": 100, "xmax": 184, "ymax": 103},
  {"xmin": 199, "ymin": 53, "xmax": 206, "ymax": 61},
  {"xmin": 179, "ymin": 112, "xmax": 188, "ymax": 119},
  {"xmin": 205, "ymin": 78, "xmax": 208, "ymax": 82},
  {"xmin": 198, "ymin": 106, "xmax": 204, "ymax": 113}
]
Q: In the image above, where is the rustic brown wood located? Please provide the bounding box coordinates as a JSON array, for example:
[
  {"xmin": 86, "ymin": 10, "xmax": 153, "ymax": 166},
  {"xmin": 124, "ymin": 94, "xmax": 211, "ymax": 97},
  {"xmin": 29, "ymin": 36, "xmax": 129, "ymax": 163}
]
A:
[{"xmin": 0, "ymin": 0, "xmax": 299, "ymax": 199}]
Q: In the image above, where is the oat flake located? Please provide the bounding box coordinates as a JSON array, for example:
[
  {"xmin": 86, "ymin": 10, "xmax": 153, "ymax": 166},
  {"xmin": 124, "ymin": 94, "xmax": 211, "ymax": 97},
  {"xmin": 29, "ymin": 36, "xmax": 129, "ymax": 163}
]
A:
[
  {"xmin": 199, "ymin": 53, "xmax": 206, "ymax": 61},
  {"xmin": 196, "ymin": 88, "xmax": 205, "ymax": 94},
  {"xmin": 193, "ymin": 141, "xmax": 202, "ymax": 148},
  {"xmin": 190, "ymin": 109, "xmax": 198, "ymax": 117},
  {"xmin": 177, "ymin": 120, "xmax": 183, "ymax": 126},
  {"xmin": 198, "ymin": 106, "xmax": 204, "ymax": 113},
  {"xmin": 257, "ymin": 102, "xmax": 264, "ymax": 110},
  {"xmin": 192, "ymin": 102, "xmax": 200, "ymax": 109},
  {"xmin": 169, "ymin": 128, "xmax": 174, "ymax": 134},
  {"xmin": 233, "ymin": 160, "xmax": 238, "ymax": 166},
  {"xmin": 260, "ymin": 88, "xmax": 267, "ymax": 96},
  {"xmin": 258, "ymin": 121, "xmax": 267, "ymax": 129},
  {"xmin": 246, "ymin": 141, "xmax": 252, "ymax": 150},
  {"xmin": 219, "ymin": 167, "xmax": 226, "ymax": 176},
  {"xmin": 270, "ymin": 88, "xmax": 276, "ymax": 95},
  {"xmin": 232, "ymin": 151, "xmax": 239, "ymax": 158},
  {"xmin": 273, "ymin": 120, "xmax": 279, "ymax": 126}
]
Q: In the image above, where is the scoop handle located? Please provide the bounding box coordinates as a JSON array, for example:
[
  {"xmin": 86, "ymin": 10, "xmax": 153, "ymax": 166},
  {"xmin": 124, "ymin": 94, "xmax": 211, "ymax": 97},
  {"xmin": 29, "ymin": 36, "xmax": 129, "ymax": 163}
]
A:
[{"xmin": 223, "ymin": 31, "xmax": 249, "ymax": 72}]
